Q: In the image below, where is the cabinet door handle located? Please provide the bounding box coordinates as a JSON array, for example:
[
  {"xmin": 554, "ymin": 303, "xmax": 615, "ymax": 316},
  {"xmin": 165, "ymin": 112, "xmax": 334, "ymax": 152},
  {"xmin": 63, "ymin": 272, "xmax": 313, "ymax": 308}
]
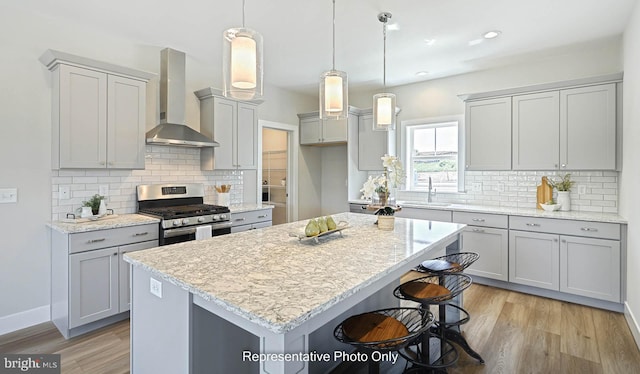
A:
[
  {"xmin": 257, "ymin": 215, "xmax": 268, "ymax": 218},
  {"xmin": 561, "ymin": 239, "xmax": 566, "ymax": 243},
  {"xmin": 471, "ymin": 218, "xmax": 485, "ymax": 222},
  {"xmin": 472, "ymin": 228, "xmax": 485, "ymax": 233},
  {"xmin": 561, "ymin": 164, "xmax": 567, "ymax": 168},
  {"xmin": 581, "ymin": 227, "xmax": 598, "ymax": 232},
  {"xmin": 525, "ymin": 223, "xmax": 541, "ymax": 227},
  {"xmin": 553, "ymin": 238, "xmax": 558, "ymax": 242},
  {"xmin": 88, "ymin": 238, "xmax": 106, "ymax": 243},
  {"xmin": 99, "ymin": 161, "xmax": 106, "ymax": 165},
  {"xmin": 554, "ymin": 164, "xmax": 558, "ymax": 168},
  {"xmin": 234, "ymin": 218, "xmax": 246, "ymax": 222},
  {"xmin": 113, "ymin": 252, "xmax": 118, "ymax": 256},
  {"xmin": 134, "ymin": 232, "xmax": 149, "ymax": 236}
]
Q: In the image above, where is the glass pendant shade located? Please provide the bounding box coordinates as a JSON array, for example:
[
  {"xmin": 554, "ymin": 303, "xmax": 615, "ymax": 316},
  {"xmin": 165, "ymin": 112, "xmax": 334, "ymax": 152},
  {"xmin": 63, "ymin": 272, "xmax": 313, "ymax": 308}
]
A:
[
  {"xmin": 319, "ymin": 69, "xmax": 348, "ymax": 120},
  {"xmin": 223, "ymin": 27, "xmax": 263, "ymax": 100},
  {"xmin": 373, "ymin": 92, "xmax": 396, "ymax": 130}
]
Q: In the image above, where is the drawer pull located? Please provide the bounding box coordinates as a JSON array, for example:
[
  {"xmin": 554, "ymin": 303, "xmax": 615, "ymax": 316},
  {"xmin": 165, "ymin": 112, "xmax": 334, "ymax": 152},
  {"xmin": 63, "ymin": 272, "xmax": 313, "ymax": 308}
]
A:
[
  {"xmin": 525, "ymin": 223, "xmax": 541, "ymax": 227},
  {"xmin": 134, "ymin": 232, "xmax": 149, "ymax": 236},
  {"xmin": 234, "ymin": 218, "xmax": 246, "ymax": 222},
  {"xmin": 88, "ymin": 238, "xmax": 106, "ymax": 243},
  {"xmin": 113, "ymin": 252, "xmax": 118, "ymax": 256},
  {"xmin": 471, "ymin": 218, "xmax": 485, "ymax": 222},
  {"xmin": 580, "ymin": 227, "xmax": 598, "ymax": 232},
  {"xmin": 472, "ymin": 228, "xmax": 485, "ymax": 233},
  {"xmin": 257, "ymin": 215, "xmax": 268, "ymax": 219}
]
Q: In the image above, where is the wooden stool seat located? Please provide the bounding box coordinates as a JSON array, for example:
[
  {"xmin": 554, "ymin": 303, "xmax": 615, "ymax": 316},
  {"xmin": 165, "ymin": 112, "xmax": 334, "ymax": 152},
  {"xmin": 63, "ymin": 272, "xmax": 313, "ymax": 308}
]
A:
[
  {"xmin": 343, "ymin": 313, "xmax": 409, "ymax": 344},
  {"xmin": 399, "ymin": 282, "xmax": 451, "ymax": 300}
]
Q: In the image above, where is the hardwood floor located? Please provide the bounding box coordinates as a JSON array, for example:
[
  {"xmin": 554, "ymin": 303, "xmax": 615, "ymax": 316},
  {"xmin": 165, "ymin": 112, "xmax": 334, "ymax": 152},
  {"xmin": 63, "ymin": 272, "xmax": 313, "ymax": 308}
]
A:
[{"xmin": 1, "ymin": 285, "xmax": 639, "ymax": 373}]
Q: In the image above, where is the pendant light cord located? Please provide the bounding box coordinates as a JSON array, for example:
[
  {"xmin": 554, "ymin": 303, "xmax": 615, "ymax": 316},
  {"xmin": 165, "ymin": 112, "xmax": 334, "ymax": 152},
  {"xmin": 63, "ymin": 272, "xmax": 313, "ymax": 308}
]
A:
[
  {"xmin": 332, "ymin": 0, "xmax": 336, "ymax": 70},
  {"xmin": 242, "ymin": 0, "xmax": 246, "ymax": 27},
  {"xmin": 383, "ymin": 18, "xmax": 387, "ymax": 88}
]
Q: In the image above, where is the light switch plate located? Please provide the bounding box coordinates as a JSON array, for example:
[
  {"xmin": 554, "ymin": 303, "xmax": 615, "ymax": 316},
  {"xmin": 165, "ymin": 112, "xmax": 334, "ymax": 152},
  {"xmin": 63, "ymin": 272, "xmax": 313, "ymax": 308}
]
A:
[
  {"xmin": 0, "ymin": 188, "xmax": 18, "ymax": 203},
  {"xmin": 578, "ymin": 185, "xmax": 587, "ymax": 195},
  {"xmin": 150, "ymin": 277, "xmax": 162, "ymax": 298},
  {"xmin": 471, "ymin": 182, "xmax": 482, "ymax": 192}
]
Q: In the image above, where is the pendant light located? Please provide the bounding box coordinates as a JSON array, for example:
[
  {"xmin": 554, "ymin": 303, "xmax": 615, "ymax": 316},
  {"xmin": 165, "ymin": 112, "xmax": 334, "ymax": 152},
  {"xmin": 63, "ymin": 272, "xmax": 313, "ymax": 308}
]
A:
[
  {"xmin": 373, "ymin": 12, "xmax": 396, "ymax": 131},
  {"xmin": 319, "ymin": 0, "xmax": 348, "ymax": 120},
  {"xmin": 223, "ymin": 0, "xmax": 263, "ymax": 101}
]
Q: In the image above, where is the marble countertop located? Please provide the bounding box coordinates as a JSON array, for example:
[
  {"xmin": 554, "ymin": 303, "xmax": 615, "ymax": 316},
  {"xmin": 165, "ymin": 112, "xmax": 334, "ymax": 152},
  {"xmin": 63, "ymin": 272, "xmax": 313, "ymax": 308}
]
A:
[
  {"xmin": 48, "ymin": 214, "xmax": 160, "ymax": 234},
  {"xmin": 349, "ymin": 200, "xmax": 627, "ymax": 224},
  {"xmin": 227, "ymin": 203, "xmax": 274, "ymax": 213},
  {"xmin": 125, "ymin": 212, "xmax": 465, "ymax": 334}
]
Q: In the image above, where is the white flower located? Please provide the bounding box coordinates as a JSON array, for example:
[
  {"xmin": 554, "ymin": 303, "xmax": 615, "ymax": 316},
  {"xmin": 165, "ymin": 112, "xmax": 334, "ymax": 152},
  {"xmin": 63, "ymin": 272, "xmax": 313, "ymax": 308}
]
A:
[
  {"xmin": 381, "ymin": 154, "xmax": 395, "ymax": 169},
  {"xmin": 360, "ymin": 176, "xmax": 377, "ymax": 199}
]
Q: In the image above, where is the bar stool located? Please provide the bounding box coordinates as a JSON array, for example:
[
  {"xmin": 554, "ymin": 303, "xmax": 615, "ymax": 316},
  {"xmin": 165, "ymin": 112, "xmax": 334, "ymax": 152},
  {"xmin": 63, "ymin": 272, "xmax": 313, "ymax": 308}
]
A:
[
  {"xmin": 334, "ymin": 307, "xmax": 435, "ymax": 374},
  {"xmin": 415, "ymin": 252, "xmax": 484, "ymax": 364},
  {"xmin": 394, "ymin": 273, "xmax": 472, "ymax": 372}
]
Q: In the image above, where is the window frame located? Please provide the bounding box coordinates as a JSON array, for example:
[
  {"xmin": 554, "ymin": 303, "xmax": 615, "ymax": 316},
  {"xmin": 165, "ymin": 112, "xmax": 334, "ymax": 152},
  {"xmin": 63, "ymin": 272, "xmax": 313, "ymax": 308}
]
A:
[{"xmin": 400, "ymin": 115, "xmax": 465, "ymax": 193}]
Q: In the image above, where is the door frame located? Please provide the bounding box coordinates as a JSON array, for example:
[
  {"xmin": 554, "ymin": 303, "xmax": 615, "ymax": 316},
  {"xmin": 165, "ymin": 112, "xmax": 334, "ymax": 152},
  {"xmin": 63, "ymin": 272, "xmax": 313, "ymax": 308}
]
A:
[{"xmin": 258, "ymin": 120, "xmax": 299, "ymax": 222}]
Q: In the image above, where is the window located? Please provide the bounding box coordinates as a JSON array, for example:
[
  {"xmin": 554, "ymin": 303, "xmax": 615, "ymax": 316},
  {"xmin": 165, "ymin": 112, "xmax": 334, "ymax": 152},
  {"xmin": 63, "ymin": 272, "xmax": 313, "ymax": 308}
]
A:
[{"xmin": 403, "ymin": 118, "xmax": 463, "ymax": 193}]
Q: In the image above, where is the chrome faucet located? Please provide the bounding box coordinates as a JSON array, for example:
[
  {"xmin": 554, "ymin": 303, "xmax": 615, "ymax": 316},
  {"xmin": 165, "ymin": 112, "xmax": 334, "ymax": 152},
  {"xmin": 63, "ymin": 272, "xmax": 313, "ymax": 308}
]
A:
[{"xmin": 427, "ymin": 177, "xmax": 433, "ymax": 203}]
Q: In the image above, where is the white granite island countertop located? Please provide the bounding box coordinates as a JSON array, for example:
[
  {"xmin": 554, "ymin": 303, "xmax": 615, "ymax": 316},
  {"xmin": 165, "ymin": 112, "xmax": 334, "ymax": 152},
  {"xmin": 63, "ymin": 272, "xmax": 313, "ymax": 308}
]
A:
[{"xmin": 125, "ymin": 212, "xmax": 465, "ymax": 334}]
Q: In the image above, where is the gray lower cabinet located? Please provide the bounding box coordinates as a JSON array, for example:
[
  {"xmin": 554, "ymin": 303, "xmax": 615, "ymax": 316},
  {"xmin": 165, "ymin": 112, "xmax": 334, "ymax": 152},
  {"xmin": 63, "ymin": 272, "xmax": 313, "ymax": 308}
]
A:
[
  {"xmin": 509, "ymin": 230, "xmax": 560, "ymax": 291},
  {"xmin": 69, "ymin": 247, "xmax": 119, "ymax": 328},
  {"xmin": 52, "ymin": 222, "xmax": 159, "ymax": 338},
  {"xmin": 461, "ymin": 227, "xmax": 508, "ymax": 281},
  {"xmin": 231, "ymin": 208, "xmax": 273, "ymax": 233},
  {"xmin": 560, "ymin": 235, "xmax": 620, "ymax": 302}
]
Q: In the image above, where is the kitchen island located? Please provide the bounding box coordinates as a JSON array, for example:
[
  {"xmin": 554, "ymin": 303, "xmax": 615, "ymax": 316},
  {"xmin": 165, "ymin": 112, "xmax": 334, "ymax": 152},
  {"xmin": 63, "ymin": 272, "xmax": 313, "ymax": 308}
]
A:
[{"xmin": 124, "ymin": 212, "xmax": 465, "ymax": 373}]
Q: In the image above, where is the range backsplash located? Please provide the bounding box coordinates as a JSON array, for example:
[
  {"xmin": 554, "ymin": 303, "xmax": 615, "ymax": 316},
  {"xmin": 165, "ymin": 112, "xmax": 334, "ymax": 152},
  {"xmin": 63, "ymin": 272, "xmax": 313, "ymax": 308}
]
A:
[
  {"xmin": 51, "ymin": 145, "xmax": 243, "ymax": 221},
  {"xmin": 397, "ymin": 170, "xmax": 619, "ymax": 214}
]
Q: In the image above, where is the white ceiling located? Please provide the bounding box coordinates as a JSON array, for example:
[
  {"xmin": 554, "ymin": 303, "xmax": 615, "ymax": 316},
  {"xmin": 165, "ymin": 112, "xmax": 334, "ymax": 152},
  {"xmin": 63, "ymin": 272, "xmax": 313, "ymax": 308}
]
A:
[{"xmin": 19, "ymin": 0, "xmax": 638, "ymax": 95}]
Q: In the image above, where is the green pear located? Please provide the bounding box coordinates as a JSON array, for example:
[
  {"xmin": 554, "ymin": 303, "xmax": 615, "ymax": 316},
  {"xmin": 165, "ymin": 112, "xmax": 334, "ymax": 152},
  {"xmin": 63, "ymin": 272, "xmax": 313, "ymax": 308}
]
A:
[
  {"xmin": 305, "ymin": 219, "xmax": 320, "ymax": 237},
  {"xmin": 317, "ymin": 217, "xmax": 328, "ymax": 233},
  {"xmin": 326, "ymin": 216, "xmax": 337, "ymax": 230}
]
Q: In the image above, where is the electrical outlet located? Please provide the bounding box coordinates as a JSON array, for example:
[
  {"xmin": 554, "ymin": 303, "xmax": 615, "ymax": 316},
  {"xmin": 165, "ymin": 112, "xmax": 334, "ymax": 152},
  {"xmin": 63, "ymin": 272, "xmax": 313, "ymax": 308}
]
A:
[
  {"xmin": 471, "ymin": 182, "xmax": 482, "ymax": 192},
  {"xmin": 59, "ymin": 186, "xmax": 70, "ymax": 200},
  {"xmin": 578, "ymin": 185, "xmax": 587, "ymax": 195},
  {"xmin": 99, "ymin": 185, "xmax": 109, "ymax": 196},
  {"xmin": 0, "ymin": 188, "xmax": 18, "ymax": 203},
  {"xmin": 150, "ymin": 277, "xmax": 162, "ymax": 298}
]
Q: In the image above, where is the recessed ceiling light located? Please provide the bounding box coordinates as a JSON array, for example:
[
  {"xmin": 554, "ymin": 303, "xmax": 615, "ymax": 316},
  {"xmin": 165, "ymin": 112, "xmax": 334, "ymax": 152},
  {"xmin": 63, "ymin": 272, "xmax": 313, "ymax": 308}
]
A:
[
  {"xmin": 468, "ymin": 39, "xmax": 483, "ymax": 46},
  {"xmin": 483, "ymin": 30, "xmax": 501, "ymax": 39},
  {"xmin": 424, "ymin": 39, "xmax": 436, "ymax": 46},
  {"xmin": 416, "ymin": 71, "xmax": 429, "ymax": 76}
]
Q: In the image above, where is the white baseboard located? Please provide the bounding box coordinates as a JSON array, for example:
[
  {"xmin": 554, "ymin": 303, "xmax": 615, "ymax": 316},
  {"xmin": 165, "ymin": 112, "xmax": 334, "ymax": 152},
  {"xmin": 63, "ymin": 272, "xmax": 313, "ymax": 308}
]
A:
[
  {"xmin": 0, "ymin": 305, "xmax": 50, "ymax": 336},
  {"xmin": 625, "ymin": 301, "xmax": 640, "ymax": 350}
]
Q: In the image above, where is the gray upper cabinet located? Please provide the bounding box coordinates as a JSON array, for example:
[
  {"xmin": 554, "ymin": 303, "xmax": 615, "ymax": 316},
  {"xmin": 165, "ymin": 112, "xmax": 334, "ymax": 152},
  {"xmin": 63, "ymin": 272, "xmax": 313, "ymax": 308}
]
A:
[
  {"xmin": 358, "ymin": 111, "xmax": 396, "ymax": 171},
  {"xmin": 512, "ymin": 91, "xmax": 560, "ymax": 170},
  {"xmin": 298, "ymin": 113, "xmax": 348, "ymax": 145},
  {"xmin": 41, "ymin": 50, "xmax": 151, "ymax": 170},
  {"xmin": 462, "ymin": 75, "xmax": 620, "ymax": 171},
  {"xmin": 560, "ymin": 84, "xmax": 616, "ymax": 170},
  {"xmin": 465, "ymin": 97, "xmax": 512, "ymax": 170},
  {"xmin": 197, "ymin": 91, "xmax": 259, "ymax": 170}
]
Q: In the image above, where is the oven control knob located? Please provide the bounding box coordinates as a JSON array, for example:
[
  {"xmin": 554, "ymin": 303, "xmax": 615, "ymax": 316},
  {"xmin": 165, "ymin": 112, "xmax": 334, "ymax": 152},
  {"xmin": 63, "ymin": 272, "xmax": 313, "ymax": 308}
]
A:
[
  {"xmin": 182, "ymin": 219, "xmax": 189, "ymax": 225},
  {"xmin": 197, "ymin": 217, "xmax": 205, "ymax": 223},
  {"xmin": 213, "ymin": 215, "xmax": 220, "ymax": 221},
  {"xmin": 220, "ymin": 214, "xmax": 227, "ymax": 220},
  {"xmin": 172, "ymin": 220, "xmax": 181, "ymax": 227}
]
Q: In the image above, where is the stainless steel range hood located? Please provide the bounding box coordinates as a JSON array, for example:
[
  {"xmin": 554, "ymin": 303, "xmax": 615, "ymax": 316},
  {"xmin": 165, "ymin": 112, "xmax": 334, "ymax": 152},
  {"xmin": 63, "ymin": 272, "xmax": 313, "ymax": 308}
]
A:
[{"xmin": 146, "ymin": 48, "xmax": 219, "ymax": 148}]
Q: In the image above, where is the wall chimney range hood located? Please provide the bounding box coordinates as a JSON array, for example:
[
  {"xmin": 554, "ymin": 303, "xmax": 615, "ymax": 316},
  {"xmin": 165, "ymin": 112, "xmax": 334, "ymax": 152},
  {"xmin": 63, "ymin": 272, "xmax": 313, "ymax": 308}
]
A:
[{"xmin": 146, "ymin": 48, "xmax": 219, "ymax": 148}]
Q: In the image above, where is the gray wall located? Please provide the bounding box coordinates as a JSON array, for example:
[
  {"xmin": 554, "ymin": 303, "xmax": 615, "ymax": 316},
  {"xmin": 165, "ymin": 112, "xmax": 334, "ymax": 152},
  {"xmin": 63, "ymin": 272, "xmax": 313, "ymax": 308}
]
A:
[{"xmin": 621, "ymin": 0, "xmax": 640, "ymax": 345}]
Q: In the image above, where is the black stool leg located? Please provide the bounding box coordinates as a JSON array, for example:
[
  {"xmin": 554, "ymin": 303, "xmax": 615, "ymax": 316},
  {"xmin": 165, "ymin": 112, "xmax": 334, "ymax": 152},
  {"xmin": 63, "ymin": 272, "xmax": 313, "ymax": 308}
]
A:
[
  {"xmin": 443, "ymin": 329, "xmax": 484, "ymax": 363},
  {"xmin": 368, "ymin": 359, "xmax": 380, "ymax": 374}
]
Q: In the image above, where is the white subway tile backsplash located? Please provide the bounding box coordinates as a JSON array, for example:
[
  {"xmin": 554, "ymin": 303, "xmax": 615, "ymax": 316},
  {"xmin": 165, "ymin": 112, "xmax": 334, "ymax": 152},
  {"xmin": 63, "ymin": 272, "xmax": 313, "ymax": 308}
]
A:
[{"xmin": 51, "ymin": 146, "xmax": 244, "ymax": 220}]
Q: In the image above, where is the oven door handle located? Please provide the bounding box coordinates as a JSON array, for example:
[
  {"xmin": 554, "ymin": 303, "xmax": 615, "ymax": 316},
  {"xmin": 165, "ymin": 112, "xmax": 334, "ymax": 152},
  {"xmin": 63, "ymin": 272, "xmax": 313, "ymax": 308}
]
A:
[{"xmin": 163, "ymin": 226, "xmax": 198, "ymax": 238}]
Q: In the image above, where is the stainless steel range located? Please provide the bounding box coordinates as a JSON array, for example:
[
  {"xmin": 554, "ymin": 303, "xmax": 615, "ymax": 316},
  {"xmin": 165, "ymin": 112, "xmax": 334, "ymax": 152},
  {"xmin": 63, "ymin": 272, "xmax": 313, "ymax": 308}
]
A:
[{"xmin": 137, "ymin": 183, "xmax": 231, "ymax": 245}]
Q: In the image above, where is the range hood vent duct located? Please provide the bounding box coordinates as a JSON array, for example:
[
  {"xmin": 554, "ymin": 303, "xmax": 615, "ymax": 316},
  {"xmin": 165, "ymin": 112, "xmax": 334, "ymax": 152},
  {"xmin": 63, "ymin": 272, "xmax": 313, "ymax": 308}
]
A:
[{"xmin": 146, "ymin": 48, "xmax": 219, "ymax": 148}]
